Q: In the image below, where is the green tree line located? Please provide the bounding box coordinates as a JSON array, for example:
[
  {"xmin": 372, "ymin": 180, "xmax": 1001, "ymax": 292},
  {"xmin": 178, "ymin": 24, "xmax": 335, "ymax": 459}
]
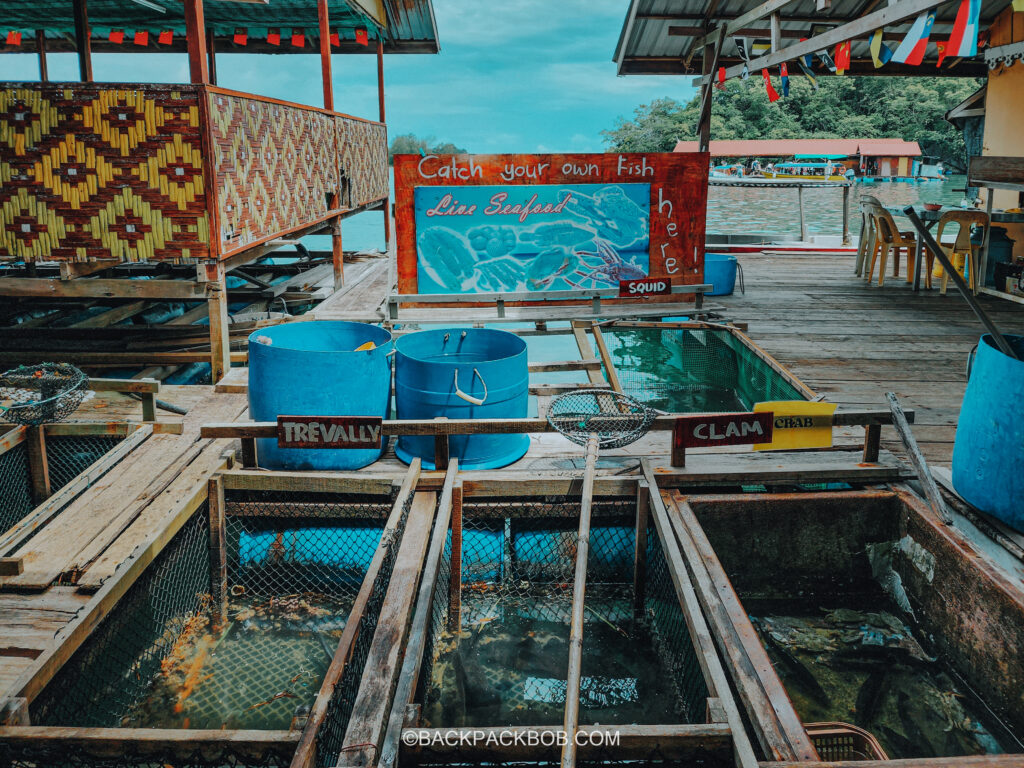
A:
[
  {"xmin": 388, "ymin": 133, "xmax": 467, "ymax": 165},
  {"xmin": 603, "ymin": 76, "xmax": 981, "ymax": 168}
]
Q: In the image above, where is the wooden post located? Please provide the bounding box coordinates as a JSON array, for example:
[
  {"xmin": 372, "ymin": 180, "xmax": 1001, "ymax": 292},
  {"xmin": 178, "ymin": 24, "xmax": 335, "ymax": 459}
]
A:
[
  {"xmin": 433, "ymin": 417, "xmax": 450, "ymax": 470},
  {"xmin": 633, "ymin": 481, "xmax": 650, "ymax": 623},
  {"xmin": 886, "ymin": 392, "xmax": 952, "ymax": 525},
  {"xmin": 206, "ymin": 26, "xmax": 217, "ymax": 85},
  {"xmin": 240, "ymin": 437, "xmax": 257, "ymax": 469},
  {"xmin": 207, "ymin": 266, "xmax": 231, "ymax": 384},
  {"xmin": 36, "ymin": 31, "xmax": 48, "ymax": 82},
  {"xmin": 797, "ymin": 185, "xmax": 807, "ymax": 242},
  {"xmin": 862, "ymin": 423, "xmax": 881, "ymax": 463},
  {"xmin": 72, "ymin": 0, "xmax": 92, "ymax": 82},
  {"xmin": 377, "ymin": 38, "xmax": 391, "ymax": 249},
  {"xmin": 208, "ymin": 475, "xmax": 227, "ymax": 630},
  {"xmin": 331, "ymin": 209, "xmax": 344, "ymax": 290},
  {"xmin": 696, "ymin": 27, "xmax": 726, "ymax": 154},
  {"xmin": 26, "ymin": 426, "xmax": 51, "ymax": 505},
  {"xmin": 447, "ymin": 481, "xmax": 463, "ymax": 633},
  {"xmin": 183, "ymin": 0, "xmax": 210, "ymax": 84},
  {"xmin": 318, "ymin": 0, "xmax": 334, "ymax": 111},
  {"xmin": 842, "ymin": 183, "xmax": 851, "ymax": 245},
  {"xmin": 560, "ymin": 434, "xmax": 598, "ymax": 768},
  {"xmin": 769, "ymin": 13, "xmax": 781, "ymax": 52}
]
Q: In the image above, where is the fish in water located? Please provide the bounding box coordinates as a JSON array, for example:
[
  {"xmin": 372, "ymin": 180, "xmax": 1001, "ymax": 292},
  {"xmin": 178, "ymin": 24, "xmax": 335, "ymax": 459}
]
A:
[
  {"xmin": 763, "ymin": 630, "xmax": 830, "ymax": 707},
  {"xmin": 855, "ymin": 670, "xmax": 889, "ymax": 727}
]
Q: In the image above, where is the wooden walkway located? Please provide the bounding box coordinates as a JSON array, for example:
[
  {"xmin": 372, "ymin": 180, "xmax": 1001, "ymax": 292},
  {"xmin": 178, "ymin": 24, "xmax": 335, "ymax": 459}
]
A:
[{"xmin": 718, "ymin": 251, "xmax": 1024, "ymax": 464}]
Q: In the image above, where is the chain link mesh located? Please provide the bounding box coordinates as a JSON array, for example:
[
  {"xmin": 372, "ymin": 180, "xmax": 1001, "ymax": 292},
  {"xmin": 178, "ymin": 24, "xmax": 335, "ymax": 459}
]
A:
[
  {"xmin": 0, "ymin": 439, "xmax": 33, "ymax": 532},
  {"xmin": 46, "ymin": 434, "xmax": 125, "ymax": 492},
  {"xmin": 31, "ymin": 507, "xmax": 211, "ymax": 729},
  {"xmin": 315, "ymin": 488, "xmax": 417, "ymax": 768},
  {"xmin": 0, "ymin": 362, "xmax": 89, "ymax": 426},
  {"xmin": 605, "ymin": 327, "xmax": 804, "ymax": 412},
  {"xmin": 0, "ymin": 743, "xmax": 295, "ymax": 768}
]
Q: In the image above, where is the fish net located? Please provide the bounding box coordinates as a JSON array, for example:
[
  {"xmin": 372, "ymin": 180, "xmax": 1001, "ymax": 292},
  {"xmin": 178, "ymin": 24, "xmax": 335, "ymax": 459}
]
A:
[
  {"xmin": 602, "ymin": 327, "xmax": 805, "ymax": 413},
  {"xmin": 0, "ymin": 362, "xmax": 89, "ymax": 426},
  {"xmin": 546, "ymin": 389, "xmax": 657, "ymax": 449},
  {"xmin": 0, "ymin": 437, "xmax": 33, "ymax": 532},
  {"xmin": 414, "ymin": 494, "xmax": 711, "ymax": 739}
]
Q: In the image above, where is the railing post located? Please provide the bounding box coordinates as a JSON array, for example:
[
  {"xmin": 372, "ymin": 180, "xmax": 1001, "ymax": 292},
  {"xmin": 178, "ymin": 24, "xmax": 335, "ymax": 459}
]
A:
[
  {"xmin": 842, "ymin": 183, "xmax": 851, "ymax": 245},
  {"xmin": 317, "ymin": 0, "xmax": 334, "ymax": 111},
  {"xmin": 208, "ymin": 475, "xmax": 228, "ymax": 631},
  {"xmin": 797, "ymin": 185, "xmax": 807, "ymax": 242},
  {"xmin": 378, "ymin": 39, "xmax": 391, "ymax": 250},
  {"xmin": 72, "ymin": 0, "xmax": 92, "ymax": 82},
  {"xmin": 183, "ymin": 0, "xmax": 210, "ymax": 84}
]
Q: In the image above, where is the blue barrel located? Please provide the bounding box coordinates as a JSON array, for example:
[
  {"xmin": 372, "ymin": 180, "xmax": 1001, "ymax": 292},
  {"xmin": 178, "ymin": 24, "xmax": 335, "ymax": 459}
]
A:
[
  {"xmin": 395, "ymin": 328, "xmax": 529, "ymax": 470},
  {"xmin": 952, "ymin": 334, "xmax": 1024, "ymax": 530},
  {"xmin": 704, "ymin": 253, "xmax": 738, "ymax": 295},
  {"xmin": 248, "ymin": 321, "xmax": 393, "ymax": 470}
]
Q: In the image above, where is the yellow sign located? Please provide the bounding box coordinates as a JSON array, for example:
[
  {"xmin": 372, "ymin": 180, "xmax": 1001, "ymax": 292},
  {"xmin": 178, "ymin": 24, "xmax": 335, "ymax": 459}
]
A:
[{"xmin": 753, "ymin": 401, "xmax": 837, "ymax": 451}]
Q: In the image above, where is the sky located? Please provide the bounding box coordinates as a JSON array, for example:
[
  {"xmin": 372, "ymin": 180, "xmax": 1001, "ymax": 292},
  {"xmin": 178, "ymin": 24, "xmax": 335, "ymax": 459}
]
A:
[{"xmin": 0, "ymin": 0, "xmax": 696, "ymax": 153}]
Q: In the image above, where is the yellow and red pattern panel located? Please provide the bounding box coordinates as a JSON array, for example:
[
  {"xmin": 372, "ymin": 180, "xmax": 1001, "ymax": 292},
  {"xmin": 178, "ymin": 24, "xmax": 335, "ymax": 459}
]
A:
[
  {"xmin": 0, "ymin": 85, "xmax": 210, "ymax": 263},
  {"xmin": 337, "ymin": 117, "xmax": 388, "ymax": 209},
  {"xmin": 208, "ymin": 91, "xmax": 340, "ymax": 257}
]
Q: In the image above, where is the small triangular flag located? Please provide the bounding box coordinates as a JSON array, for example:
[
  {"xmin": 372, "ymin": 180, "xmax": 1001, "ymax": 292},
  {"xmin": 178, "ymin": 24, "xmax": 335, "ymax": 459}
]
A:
[
  {"xmin": 233, "ymin": 28, "xmax": 248, "ymax": 45},
  {"xmin": 762, "ymin": 69, "xmax": 780, "ymax": 102},
  {"xmin": 355, "ymin": 27, "xmax": 369, "ymax": 46},
  {"xmin": 330, "ymin": 31, "xmax": 340, "ymax": 47},
  {"xmin": 947, "ymin": 0, "xmax": 982, "ymax": 57},
  {"xmin": 133, "ymin": 30, "xmax": 148, "ymax": 46},
  {"xmin": 109, "ymin": 29, "xmax": 124, "ymax": 43},
  {"xmin": 797, "ymin": 57, "xmax": 818, "ymax": 90},
  {"xmin": 834, "ymin": 41, "xmax": 851, "ymax": 74},
  {"xmin": 936, "ymin": 40, "xmax": 948, "ymax": 67},
  {"xmin": 291, "ymin": 29, "xmax": 305, "ymax": 47},
  {"xmin": 6, "ymin": 30, "xmax": 22, "ymax": 46},
  {"xmin": 1014, "ymin": 0, "xmax": 1024, "ymax": 11},
  {"xmin": 870, "ymin": 29, "xmax": 893, "ymax": 67},
  {"xmin": 716, "ymin": 66, "xmax": 726, "ymax": 90},
  {"xmin": 892, "ymin": 10, "xmax": 936, "ymax": 65},
  {"xmin": 267, "ymin": 29, "xmax": 281, "ymax": 46},
  {"xmin": 817, "ymin": 49, "xmax": 837, "ymax": 72},
  {"xmin": 158, "ymin": 29, "xmax": 172, "ymax": 45},
  {"xmin": 780, "ymin": 62, "xmax": 790, "ymax": 97}
]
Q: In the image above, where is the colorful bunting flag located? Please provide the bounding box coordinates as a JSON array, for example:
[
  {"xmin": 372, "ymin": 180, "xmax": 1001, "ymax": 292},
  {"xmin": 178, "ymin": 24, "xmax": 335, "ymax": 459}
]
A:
[
  {"xmin": 870, "ymin": 29, "xmax": 893, "ymax": 67},
  {"xmin": 1014, "ymin": 0, "xmax": 1024, "ymax": 11},
  {"xmin": 133, "ymin": 30, "xmax": 148, "ymax": 46},
  {"xmin": 330, "ymin": 31, "xmax": 340, "ymax": 47},
  {"xmin": 834, "ymin": 41, "xmax": 851, "ymax": 74},
  {"xmin": 817, "ymin": 49, "xmax": 837, "ymax": 72},
  {"xmin": 762, "ymin": 69, "xmax": 780, "ymax": 102},
  {"xmin": 936, "ymin": 41, "xmax": 948, "ymax": 67},
  {"xmin": 158, "ymin": 29, "xmax": 172, "ymax": 45},
  {"xmin": 946, "ymin": 0, "xmax": 982, "ymax": 57},
  {"xmin": 796, "ymin": 57, "xmax": 818, "ymax": 90},
  {"xmin": 109, "ymin": 29, "xmax": 125, "ymax": 43},
  {"xmin": 780, "ymin": 63, "xmax": 790, "ymax": 97},
  {"xmin": 5, "ymin": 30, "xmax": 22, "ymax": 46},
  {"xmin": 735, "ymin": 37, "xmax": 750, "ymax": 61},
  {"xmin": 267, "ymin": 29, "xmax": 281, "ymax": 46},
  {"xmin": 233, "ymin": 28, "xmax": 248, "ymax": 45},
  {"xmin": 891, "ymin": 10, "xmax": 936, "ymax": 65},
  {"xmin": 355, "ymin": 27, "xmax": 369, "ymax": 46},
  {"xmin": 291, "ymin": 29, "xmax": 305, "ymax": 47}
]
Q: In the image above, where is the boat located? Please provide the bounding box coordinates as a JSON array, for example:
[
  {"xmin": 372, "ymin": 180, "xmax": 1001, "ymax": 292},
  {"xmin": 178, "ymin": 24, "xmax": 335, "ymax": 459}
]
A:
[{"xmin": 765, "ymin": 161, "xmax": 849, "ymax": 182}]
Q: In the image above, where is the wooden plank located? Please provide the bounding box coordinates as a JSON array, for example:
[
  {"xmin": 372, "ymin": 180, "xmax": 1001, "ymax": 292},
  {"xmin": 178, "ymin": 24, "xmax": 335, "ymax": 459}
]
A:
[
  {"xmin": 633, "ymin": 482, "xmax": 650, "ymax": 623},
  {"xmin": 968, "ymin": 156, "xmax": 1024, "ymax": 192},
  {"xmin": 378, "ymin": 464, "xmax": 459, "ymax": 768},
  {"xmin": 591, "ymin": 323, "xmax": 623, "ymax": 394},
  {"xmin": 291, "ymin": 461, "xmax": 421, "ymax": 768},
  {"xmin": 560, "ymin": 435, "xmax": 598, "ymax": 768},
  {"xmin": 208, "ymin": 475, "xmax": 227, "ymax": 629},
  {"xmin": 0, "ymin": 727, "xmax": 298, "ymax": 762},
  {"xmin": 336, "ymin": 490, "xmax": 437, "ymax": 768},
  {"xmin": 69, "ymin": 301, "xmax": 148, "ymax": 328},
  {"xmin": 87, "ymin": 378, "xmax": 160, "ymax": 394},
  {"xmin": 763, "ymin": 759, "xmax": 1024, "ymax": 768},
  {"xmin": 886, "ymin": 392, "xmax": 951, "ymax": 524},
  {"xmin": 693, "ymin": 0, "xmax": 800, "ymax": 49},
  {"xmin": 0, "ymin": 427, "xmax": 27, "ymax": 457},
  {"xmin": 639, "ymin": 460, "xmax": 758, "ymax": 768},
  {"xmin": 0, "ymin": 277, "xmax": 207, "ymax": 300},
  {"xmin": 215, "ymin": 366, "xmax": 249, "ymax": 393},
  {"xmin": 0, "ymin": 426, "xmax": 152, "ymax": 559},
  {"xmin": 24, "ymin": 427, "xmax": 50, "ymax": 506},
  {"xmin": 42, "ymin": 422, "xmax": 179, "ymax": 436},
  {"xmin": 667, "ymin": 491, "xmax": 818, "ymax": 761},
  {"xmin": 220, "ymin": 469, "xmax": 394, "ymax": 496},
  {"xmin": 448, "ymin": 480, "xmax": 463, "ymax": 633}
]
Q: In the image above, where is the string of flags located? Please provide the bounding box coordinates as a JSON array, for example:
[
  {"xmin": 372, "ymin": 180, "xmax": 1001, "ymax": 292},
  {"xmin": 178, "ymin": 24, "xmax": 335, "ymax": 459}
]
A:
[
  {"xmin": 2, "ymin": 26, "xmax": 373, "ymax": 48},
  {"xmin": 718, "ymin": 0, "xmax": 986, "ymax": 100}
]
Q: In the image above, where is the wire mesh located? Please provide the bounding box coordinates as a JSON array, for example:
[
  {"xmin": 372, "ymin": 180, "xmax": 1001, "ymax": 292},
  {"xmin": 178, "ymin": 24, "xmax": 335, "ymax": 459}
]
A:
[
  {"xmin": 46, "ymin": 434, "xmax": 125, "ymax": 492},
  {"xmin": 0, "ymin": 362, "xmax": 89, "ymax": 426},
  {"xmin": 0, "ymin": 439, "xmax": 33, "ymax": 532},
  {"xmin": 0, "ymin": 741, "xmax": 295, "ymax": 768},
  {"xmin": 604, "ymin": 327, "xmax": 804, "ymax": 412},
  {"xmin": 315, "ymin": 487, "xmax": 417, "ymax": 768},
  {"xmin": 31, "ymin": 507, "xmax": 211, "ymax": 729},
  {"xmin": 547, "ymin": 389, "xmax": 656, "ymax": 449}
]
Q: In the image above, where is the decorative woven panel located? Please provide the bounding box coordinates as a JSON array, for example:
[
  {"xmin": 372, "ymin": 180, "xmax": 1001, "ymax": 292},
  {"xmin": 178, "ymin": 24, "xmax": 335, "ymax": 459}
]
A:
[
  {"xmin": 0, "ymin": 85, "xmax": 210, "ymax": 263},
  {"xmin": 209, "ymin": 91, "xmax": 339, "ymax": 256},
  {"xmin": 337, "ymin": 117, "xmax": 388, "ymax": 208}
]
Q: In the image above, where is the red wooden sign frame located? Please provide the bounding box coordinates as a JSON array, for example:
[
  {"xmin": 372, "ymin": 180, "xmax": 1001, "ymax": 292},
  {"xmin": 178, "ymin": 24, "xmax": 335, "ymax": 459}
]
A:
[
  {"xmin": 277, "ymin": 415, "xmax": 383, "ymax": 449},
  {"xmin": 671, "ymin": 412, "xmax": 774, "ymax": 467},
  {"xmin": 393, "ymin": 152, "xmax": 709, "ymax": 304},
  {"xmin": 619, "ymin": 277, "xmax": 672, "ymax": 297}
]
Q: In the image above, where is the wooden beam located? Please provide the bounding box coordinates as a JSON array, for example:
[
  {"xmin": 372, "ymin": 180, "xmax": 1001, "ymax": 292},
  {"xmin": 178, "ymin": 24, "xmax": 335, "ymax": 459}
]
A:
[
  {"xmin": 25, "ymin": 426, "xmax": 50, "ymax": 506},
  {"xmin": 207, "ymin": 266, "xmax": 231, "ymax": 385},
  {"xmin": 183, "ymin": 0, "xmax": 209, "ymax": 84},
  {"xmin": 208, "ymin": 475, "xmax": 227, "ymax": 630},
  {"xmin": 698, "ymin": 27, "xmax": 726, "ymax": 154},
  {"xmin": 693, "ymin": 0, "xmax": 799, "ymax": 50},
  {"xmin": 69, "ymin": 301, "xmax": 148, "ymax": 328},
  {"xmin": 206, "ymin": 26, "xmax": 217, "ymax": 85},
  {"xmin": 36, "ymin": 31, "xmax": 48, "ymax": 81},
  {"xmin": 377, "ymin": 38, "xmax": 390, "ymax": 248},
  {"xmin": 770, "ymin": 12, "xmax": 781, "ymax": 51},
  {"xmin": 317, "ymin": 0, "xmax": 334, "ymax": 110},
  {"xmin": 633, "ymin": 481, "xmax": 650, "ymax": 623},
  {"xmin": 72, "ymin": 0, "xmax": 92, "ymax": 82},
  {"xmin": 448, "ymin": 480, "xmax": 463, "ymax": 632},
  {"xmin": 886, "ymin": 392, "xmax": 951, "ymax": 524},
  {"xmin": 705, "ymin": 0, "xmax": 950, "ymax": 82},
  {"xmin": 0, "ymin": 277, "xmax": 206, "ymax": 300}
]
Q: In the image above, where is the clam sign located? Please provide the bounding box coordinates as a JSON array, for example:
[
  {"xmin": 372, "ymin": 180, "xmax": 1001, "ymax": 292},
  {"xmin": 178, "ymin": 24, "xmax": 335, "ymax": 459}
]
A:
[
  {"xmin": 394, "ymin": 153, "xmax": 709, "ymax": 301},
  {"xmin": 671, "ymin": 412, "xmax": 774, "ymax": 466}
]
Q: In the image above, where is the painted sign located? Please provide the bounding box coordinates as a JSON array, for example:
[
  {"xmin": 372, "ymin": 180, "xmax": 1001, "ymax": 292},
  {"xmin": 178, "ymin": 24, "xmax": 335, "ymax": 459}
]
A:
[
  {"xmin": 619, "ymin": 277, "xmax": 672, "ymax": 297},
  {"xmin": 753, "ymin": 401, "xmax": 837, "ymax": 451},
  {"xmin": 277, "ymin": 416, "xmax": 383, "ymax": 449},
  {"xmin": 394, "ymin": 153, "xmax": 709, "ymax": 300},
  {"xmin": 674, "ymin": 412, "xmax": 774, "ymax": 449}
]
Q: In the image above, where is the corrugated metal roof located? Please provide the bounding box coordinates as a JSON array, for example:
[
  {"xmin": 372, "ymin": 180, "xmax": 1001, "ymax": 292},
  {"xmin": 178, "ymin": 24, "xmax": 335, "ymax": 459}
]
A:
[
  {"xmin": 0, "ymin": 0, "xmax": 438, "ymax": 54},
  {"xmin": 674, "ymin": 138, "xmax": 922, "ymax": 156},
  {"xmin": 614, "ymin": 0, "xmax": 1008, "ymax": 77}
]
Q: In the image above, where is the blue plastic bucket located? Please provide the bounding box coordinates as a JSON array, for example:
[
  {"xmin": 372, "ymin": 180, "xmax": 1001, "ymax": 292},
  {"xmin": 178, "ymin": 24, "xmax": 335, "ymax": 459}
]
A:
[
  {"xmin": 395, "ymin": 328, "xmax": 529, "ymax": 470},
  {"xmin": 704, "ymin": 253, "xmax": 738, "ymax": 295},
  {"xmin": 247, "ymin": 321, "xmax": 393, "ymax": 470},
  {"xmin": 952, "ymin": 334, "xmax": 1024, "ymax": 530}
]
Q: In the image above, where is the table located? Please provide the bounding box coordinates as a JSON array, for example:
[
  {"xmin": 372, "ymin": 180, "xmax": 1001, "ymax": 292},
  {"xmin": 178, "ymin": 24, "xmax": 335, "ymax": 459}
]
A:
[{"xmin": 883, "ymin": 205, "xmax": 1024, "ymax": 293}]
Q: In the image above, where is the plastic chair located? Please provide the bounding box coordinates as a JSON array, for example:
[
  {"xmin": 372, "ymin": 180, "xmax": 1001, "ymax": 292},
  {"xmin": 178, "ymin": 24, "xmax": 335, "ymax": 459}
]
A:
[
  {"xmin": 933, "ymin": 210, "xmax": 989, "ymax": 295},
  {"xmin": 854, "ymin": 195, "xmax": 882, "ymax": 276},
  {"xmin": 865, "ymin": 203, "xmax": 917, "ymax": 287}
]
